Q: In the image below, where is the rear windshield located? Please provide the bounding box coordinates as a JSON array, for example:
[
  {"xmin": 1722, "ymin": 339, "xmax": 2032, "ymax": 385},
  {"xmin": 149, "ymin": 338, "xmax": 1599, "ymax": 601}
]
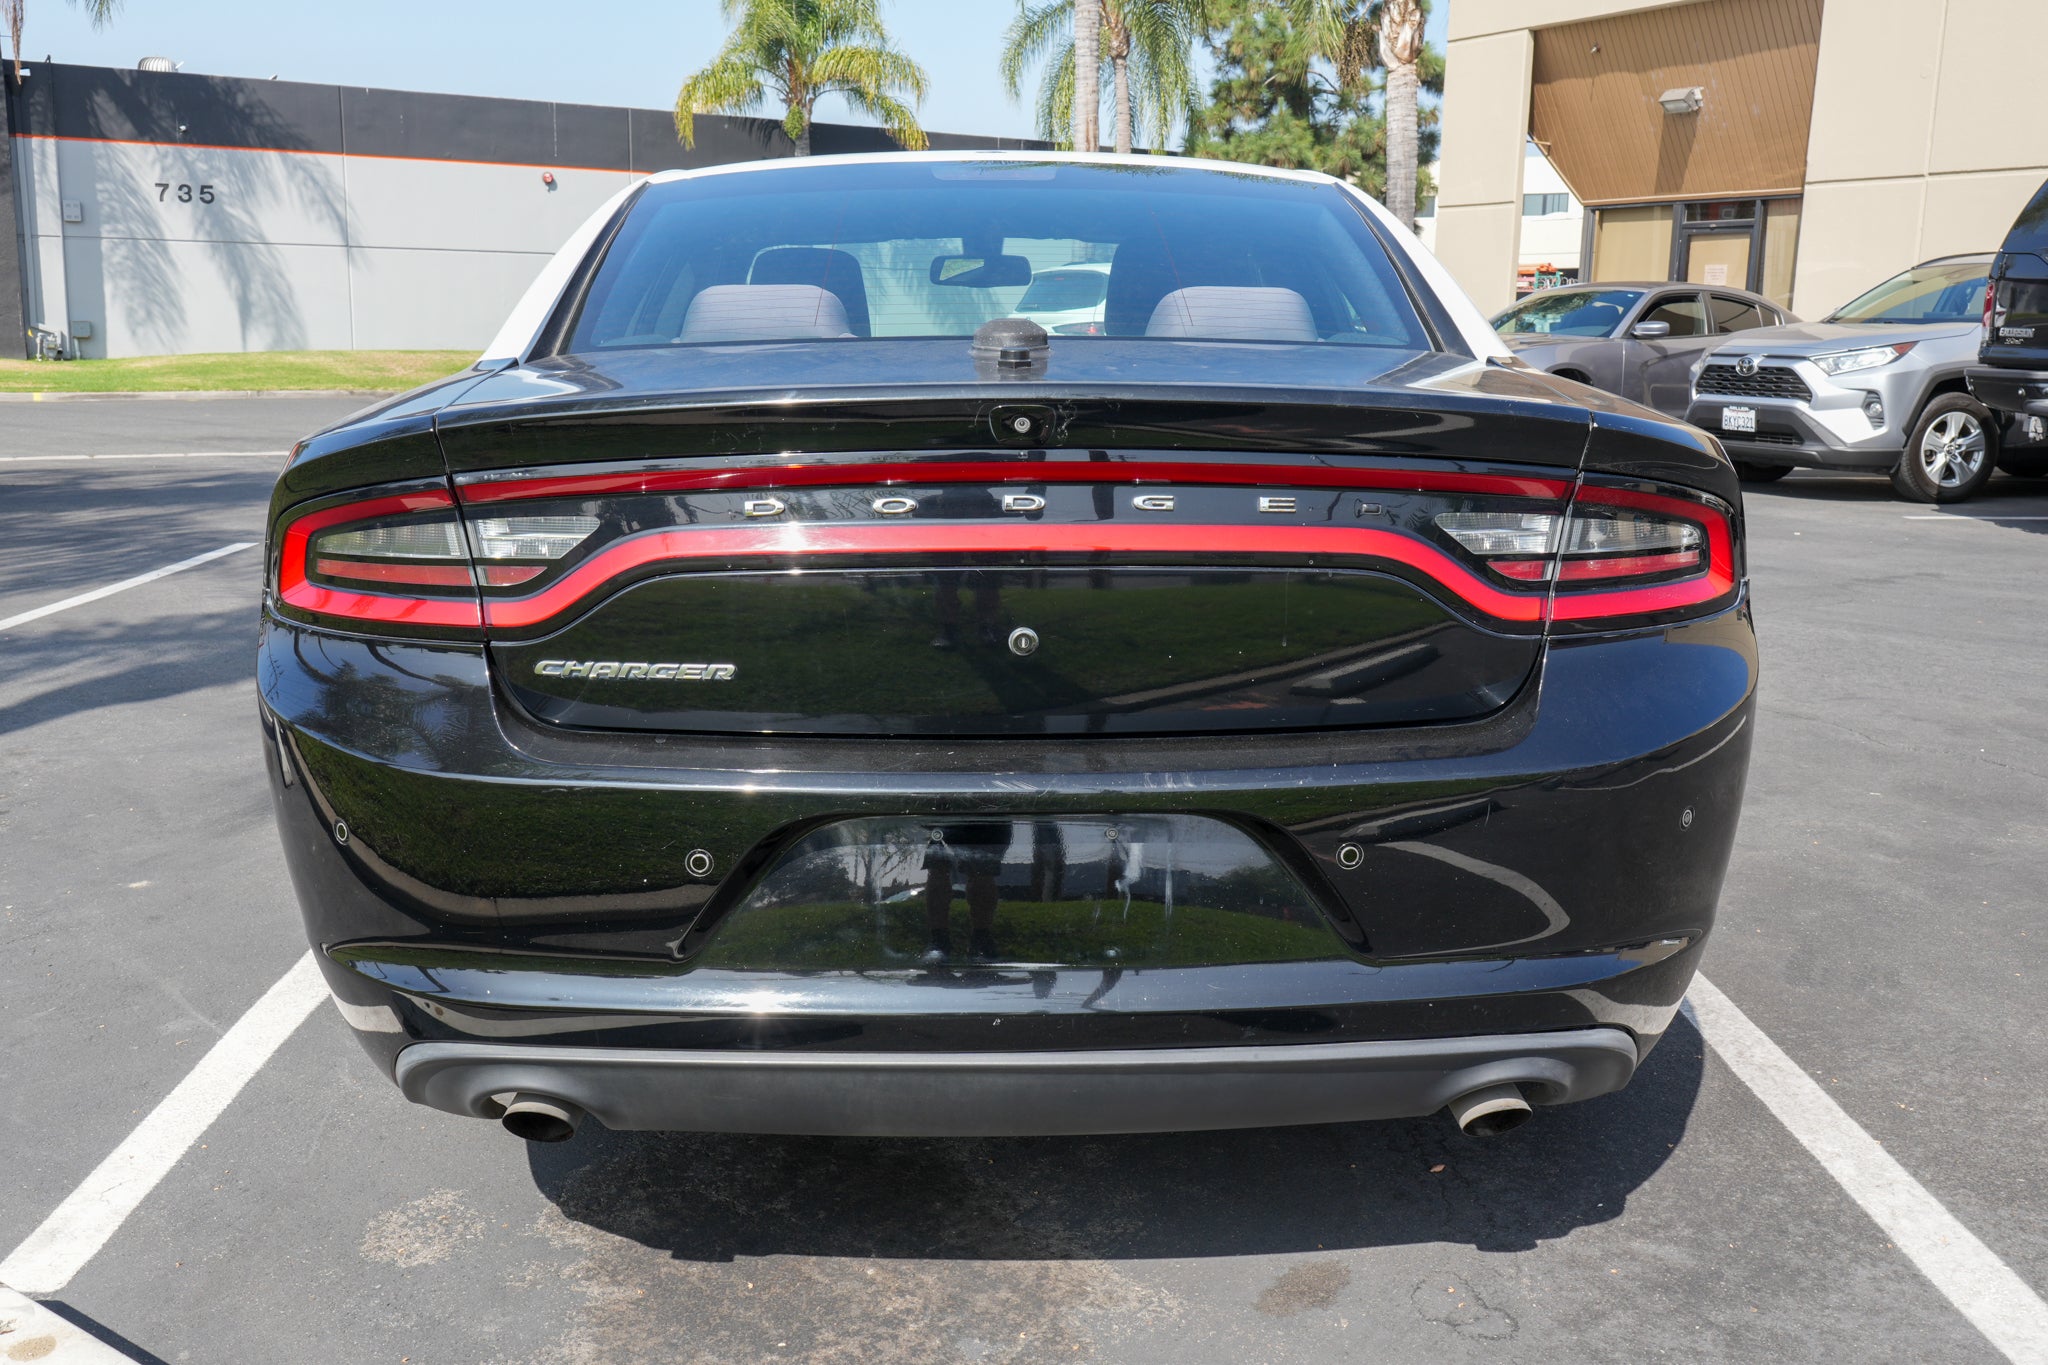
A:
[
  {"xmin": 566, "ymin": 161, "xmax": 1432, "ymax": 352},
  {"xmin": 1492, "ymin": 288, "xmax": 1643, "ymax": 336},
  {"xmin": 1827, "ymin": 260, "xmax": 1990, "ymax": 324}
]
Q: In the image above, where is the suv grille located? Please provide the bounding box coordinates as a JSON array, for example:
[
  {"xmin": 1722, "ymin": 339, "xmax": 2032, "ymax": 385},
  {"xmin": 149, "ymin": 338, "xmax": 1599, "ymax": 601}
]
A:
[{"xmin": 1697, "ymin": 364, "xmax": 1813, "ymax": 401}]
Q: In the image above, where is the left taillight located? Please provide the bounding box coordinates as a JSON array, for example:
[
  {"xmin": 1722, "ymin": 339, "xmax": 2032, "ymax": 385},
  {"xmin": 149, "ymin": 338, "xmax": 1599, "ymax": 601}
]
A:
[
  {"xmin": 1433, "ymin": 479, "xmax": 1738, "ymax": 627},
  {"xmin": 273, "ymin": 488, "xmax": 480, "ymax": 631},
  {"xmin": 271, "ymin": 486, "xmax": 601, "ymax": 632}
]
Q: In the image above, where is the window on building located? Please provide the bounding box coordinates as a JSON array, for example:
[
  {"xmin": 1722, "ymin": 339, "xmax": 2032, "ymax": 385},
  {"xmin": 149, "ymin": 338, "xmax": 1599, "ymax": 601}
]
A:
[
  {"xmin": 1684, "ymin": 200, "xmax": 1758, "ymax": 224},
  {"xmin": 1416, "ymin": 195, "xmax": 1437, "ymax": 219},
  {"xmin": 1522, "ymin": 193, "xmax": 1571, "ymax": 217}
]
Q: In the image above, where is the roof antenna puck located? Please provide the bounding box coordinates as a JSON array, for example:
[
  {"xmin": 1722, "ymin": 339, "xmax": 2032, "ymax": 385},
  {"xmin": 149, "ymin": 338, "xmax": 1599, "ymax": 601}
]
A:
[{"xmin": 971, "ymin": 317, "xmax": 1049, "ymax": 369}]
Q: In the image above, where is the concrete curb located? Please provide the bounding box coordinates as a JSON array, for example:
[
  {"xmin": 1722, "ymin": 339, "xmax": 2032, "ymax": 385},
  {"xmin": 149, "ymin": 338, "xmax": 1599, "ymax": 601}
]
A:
[
  {"xmin": 0, "ymin": 388, "xmax": 390, "ymax": 402},
  {"xmin": 0, "ymin": 1285, "xmax": 140, "ymax": 1362}
]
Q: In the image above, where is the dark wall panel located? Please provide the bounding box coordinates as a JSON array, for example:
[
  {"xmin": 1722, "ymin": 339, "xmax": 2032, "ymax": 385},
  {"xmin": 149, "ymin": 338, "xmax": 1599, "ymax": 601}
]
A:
[
  {"xmin": 629, "ymin": 107, "xmax": 791, "ymax": 172},
  {"xmin": 553, "ymin": 102, "xmax": 634, "ymax": 171},
  {"xmin": 15, "ymin": 62, "xmax": 1045, "ymax": 171},
  {"xmin": 28, "ymin": 63, "xmax": 344, "ymax": 153},
  {"xmin": 342, "ymin": 86, "xmax": 577, "ymax": 165}
]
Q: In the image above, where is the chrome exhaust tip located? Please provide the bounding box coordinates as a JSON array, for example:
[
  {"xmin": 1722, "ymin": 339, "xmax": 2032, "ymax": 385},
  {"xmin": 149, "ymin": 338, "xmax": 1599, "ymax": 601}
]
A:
[
  {"xmin": 1447, "ymin": 1083, "xmax": 1533, "ymax": 1137},
  {"xmin": 499, "ymin": 1093, "xmax": 583, "ymax": 1143}
]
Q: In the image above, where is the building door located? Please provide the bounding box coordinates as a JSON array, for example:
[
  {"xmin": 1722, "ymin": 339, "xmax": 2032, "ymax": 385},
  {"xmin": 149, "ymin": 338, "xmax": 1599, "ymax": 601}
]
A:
[
  {"xmin": 1685, "ymin": 232, "xmax": 1752, "ymax": 289},
  {"xmin": 1675, "ymin": 200, "xmax": 1759, "ymax": 291}
]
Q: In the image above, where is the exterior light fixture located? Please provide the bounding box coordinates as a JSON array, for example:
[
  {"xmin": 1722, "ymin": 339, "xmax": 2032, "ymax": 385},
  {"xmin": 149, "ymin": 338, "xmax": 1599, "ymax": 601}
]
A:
[{"xmin": 1658, "ymin": 87, "xmax": 1705, "ymax": 115}]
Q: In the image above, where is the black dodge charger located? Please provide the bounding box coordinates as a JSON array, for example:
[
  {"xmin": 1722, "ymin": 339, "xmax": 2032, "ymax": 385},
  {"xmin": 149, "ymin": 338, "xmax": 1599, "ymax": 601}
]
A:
[{"xmin": 261, "ymin": 155, "xmax": 1754, "ymax": 1143}]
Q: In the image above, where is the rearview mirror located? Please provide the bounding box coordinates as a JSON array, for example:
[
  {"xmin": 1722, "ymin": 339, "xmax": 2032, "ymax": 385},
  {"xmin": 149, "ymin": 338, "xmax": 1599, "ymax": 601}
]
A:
[
  {"xmin": 930, "ymin": 254, "xmax": 1033, "ymax": 288},
  {"xmin": 1631, "ymin": 321, "xmax": 1673, "ymax": 339}
]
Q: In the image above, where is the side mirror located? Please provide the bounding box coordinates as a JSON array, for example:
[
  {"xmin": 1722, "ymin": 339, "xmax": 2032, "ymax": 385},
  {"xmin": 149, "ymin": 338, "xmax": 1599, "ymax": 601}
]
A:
[
  {"xmin": 1631, "ymin": 321, "xmax": 1673, "ymax": 339},
  {"xmin": 930, "ymin": 254, "xmax": 1034, "ymax": 288}
]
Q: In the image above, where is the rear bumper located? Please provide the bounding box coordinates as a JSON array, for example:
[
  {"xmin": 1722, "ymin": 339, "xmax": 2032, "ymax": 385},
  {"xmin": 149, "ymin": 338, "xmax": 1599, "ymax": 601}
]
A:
[
  {"xmin": 1966, "ymin": 365, "xmax": 2048, "ymax": 417},
  {"xmin": 395, "ymin": 1029, "xmax": 1640, "ymax": 1136},
  {"xmin": 261, "ymin": 600, "xmax": 1754, "ymax": 1127}
]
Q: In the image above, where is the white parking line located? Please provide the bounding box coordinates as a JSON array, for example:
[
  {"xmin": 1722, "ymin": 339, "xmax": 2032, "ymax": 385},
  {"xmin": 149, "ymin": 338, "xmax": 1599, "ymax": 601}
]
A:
[
  {"xmin": 5, "ymin": 944, "xmax": 2039, "ymax": 1348},
  {"xmin": 0, "ymin": 543, "xmax": 258, "ymax": 632},
  {"xmin": 0, "ymin": 450, "xmax": 288, "ymax": 463},
  {"xmin": 0, "ymin": 456, "xmax": 290, "ymax": 466},
  {"xmin": 1688, "ymin": 975, "xmax": 2048, "ymax": 1365},
  {"xmin": 1903, "ymin": 514, "xmax": 2048, "ymax": 521},
  {"xmin": 0, "ymin": 954, "xmax": 328, "ymax": 1295}
]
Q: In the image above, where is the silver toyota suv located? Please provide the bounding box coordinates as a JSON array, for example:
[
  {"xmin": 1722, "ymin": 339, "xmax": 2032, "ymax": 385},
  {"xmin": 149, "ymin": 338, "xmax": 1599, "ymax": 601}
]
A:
[{"xmin": 1685, "ymin": 255, "xmax": 1999, "ymax": 501}]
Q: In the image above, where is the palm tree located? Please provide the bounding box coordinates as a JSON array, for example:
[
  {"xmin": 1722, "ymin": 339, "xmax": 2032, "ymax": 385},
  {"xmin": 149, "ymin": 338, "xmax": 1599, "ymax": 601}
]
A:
[
  {"xmin": 1288, "ymin": 0, "xmax": 1435, "ymax": 225},
  {"xmin": 1375, "ymin": 0, "xmax": 1425, "ymax": 229},
  {"xmin": 1002, "ymin": 0, "xmax": 1202, "ymax": 154},
  {"xmin": 1071, "ymin": 0, "xmax": 1100, "ymax": 151},
  {"xmin": 675, "ymin": 0, "xmax": 929, "ymax": 158},
  {"xmin": 4, "ymin": 0, "xmax": 120, "ymax": 85}
]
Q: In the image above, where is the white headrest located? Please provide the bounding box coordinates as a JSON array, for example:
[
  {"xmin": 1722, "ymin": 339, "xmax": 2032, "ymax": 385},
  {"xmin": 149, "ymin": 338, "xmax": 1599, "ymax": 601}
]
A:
[
  {"xmin": 677, "ymin": 284, "xmax": 853, "ymax": 343},
  {"xmin": 1145, "ymin": 286, "xmax": 1318, "ymax": 342}
]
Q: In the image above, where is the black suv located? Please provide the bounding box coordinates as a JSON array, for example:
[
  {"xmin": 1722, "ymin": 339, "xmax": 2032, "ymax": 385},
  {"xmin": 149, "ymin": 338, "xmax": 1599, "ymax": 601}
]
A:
[{"xmin": 1967, "ymin": 178, "xmax": 2048, "ymax": 474}]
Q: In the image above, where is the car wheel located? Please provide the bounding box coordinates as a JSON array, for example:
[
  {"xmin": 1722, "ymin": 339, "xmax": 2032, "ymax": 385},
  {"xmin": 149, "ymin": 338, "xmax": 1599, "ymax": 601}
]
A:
[
  {"xmin": 1892, "ymin": 395, "xmax": 1999, "ymax": 503},
  {"xmin": 1732, "ymin": 461, "xmax": 1792, "ymax": 483}
]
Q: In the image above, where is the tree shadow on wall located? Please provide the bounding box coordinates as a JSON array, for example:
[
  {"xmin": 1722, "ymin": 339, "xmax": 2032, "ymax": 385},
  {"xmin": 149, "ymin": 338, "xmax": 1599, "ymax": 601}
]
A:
[{"xmin": 55, "ymin": 72, "xmax": 348, "ymax": 354}]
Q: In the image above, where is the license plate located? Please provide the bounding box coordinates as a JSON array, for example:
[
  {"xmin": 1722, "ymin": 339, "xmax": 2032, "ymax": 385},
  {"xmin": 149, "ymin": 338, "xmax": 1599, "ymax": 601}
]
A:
[{"xmin": 1721, "ymin": 406, "xmax": 1757, "ymax": 434}]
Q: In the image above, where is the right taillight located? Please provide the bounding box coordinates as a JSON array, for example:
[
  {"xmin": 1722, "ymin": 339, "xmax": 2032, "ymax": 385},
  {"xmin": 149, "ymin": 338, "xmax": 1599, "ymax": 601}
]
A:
[
  {"xmin": 1548, "ymin": 484, "xmax": 1736, "ymax": 625},
  {"xmin": 1434, "ymin": 480, "xmax": 1737, "ymax": 627}
]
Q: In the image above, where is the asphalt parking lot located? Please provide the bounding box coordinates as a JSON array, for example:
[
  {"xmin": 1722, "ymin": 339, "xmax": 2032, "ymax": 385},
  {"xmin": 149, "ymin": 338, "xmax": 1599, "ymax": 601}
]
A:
[{"xmin": 3, "ymin": 396, "xmax": 2045, "ymax": 1364}]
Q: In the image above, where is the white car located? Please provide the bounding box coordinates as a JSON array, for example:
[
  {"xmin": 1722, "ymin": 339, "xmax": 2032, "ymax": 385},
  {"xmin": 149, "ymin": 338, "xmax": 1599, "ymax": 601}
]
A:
[{"xmin": 1015, "ymin": 261, "xmax": 1111, "ymax": 334}]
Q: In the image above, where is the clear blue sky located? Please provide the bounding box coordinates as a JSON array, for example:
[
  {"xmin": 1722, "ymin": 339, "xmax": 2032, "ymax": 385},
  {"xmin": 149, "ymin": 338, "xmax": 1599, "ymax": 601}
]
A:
[{"xmin": 19, "ymin": 0, "xmax": 1450, "ymax": 147}]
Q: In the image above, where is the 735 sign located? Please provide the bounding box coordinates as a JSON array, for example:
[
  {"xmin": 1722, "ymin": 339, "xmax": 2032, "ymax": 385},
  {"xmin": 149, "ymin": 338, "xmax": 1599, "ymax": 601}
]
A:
[{"xmin": 155, "ymin": 182, "xmax": 218, "ymax": 204}]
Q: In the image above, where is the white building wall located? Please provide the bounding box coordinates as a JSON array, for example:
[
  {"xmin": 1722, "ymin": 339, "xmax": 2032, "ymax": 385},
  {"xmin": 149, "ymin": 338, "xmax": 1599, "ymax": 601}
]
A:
[
  {"xmin": 26, "ymin": 136, "xmax": 637, "ymax": 358},
  {"xmin": 1416, "ymin": 152, "xmax": 1583, "ymax": 278},
  {"xmin": 1516, "ymin": 154, "xmax": 1583, "ymax": 273}
]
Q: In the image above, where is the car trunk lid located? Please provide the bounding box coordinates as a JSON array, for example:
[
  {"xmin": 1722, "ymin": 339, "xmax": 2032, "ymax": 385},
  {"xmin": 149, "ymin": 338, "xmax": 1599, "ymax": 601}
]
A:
[{"xmin": 437, "ymin": 348, "xmax": 1587, "ymax": 738}]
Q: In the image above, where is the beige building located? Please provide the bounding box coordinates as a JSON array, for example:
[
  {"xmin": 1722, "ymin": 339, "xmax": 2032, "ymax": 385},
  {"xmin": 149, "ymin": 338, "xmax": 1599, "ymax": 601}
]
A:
[
  {"xmin": 1434, "ymin": 0, "xmax": 2048, "ymax": 319},
  {"xmin": 1418, "ymin": 152, "xmax": 1586, "ymax": 289}
]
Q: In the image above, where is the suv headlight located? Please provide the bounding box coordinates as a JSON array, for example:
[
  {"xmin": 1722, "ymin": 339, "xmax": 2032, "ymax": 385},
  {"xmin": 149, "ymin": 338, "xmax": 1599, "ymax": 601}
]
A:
[{"xmin": 1812, "ymin": 342, "xmax": 1915, "ymax": 376}]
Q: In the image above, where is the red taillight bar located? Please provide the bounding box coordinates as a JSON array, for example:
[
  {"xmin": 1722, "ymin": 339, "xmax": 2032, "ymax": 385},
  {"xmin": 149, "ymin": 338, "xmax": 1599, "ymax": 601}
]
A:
[
  {"xmin": 455, "ymin": 460, "xmax": 1574, "ymax": 505},
  {"xmin": 1556, "ymin": 549, "xmax": 1701, "ymax": 583},
  {"xmin": 313, "ymin": 559, "xmax": 477, "ymax": 587},
  {"xmin": 275, "ymin": 475, "xmax": 1737, "ymax": 635},
  {"xmin": 479, "ymin": 522, "xmax": 1549, "ymax": 630}
]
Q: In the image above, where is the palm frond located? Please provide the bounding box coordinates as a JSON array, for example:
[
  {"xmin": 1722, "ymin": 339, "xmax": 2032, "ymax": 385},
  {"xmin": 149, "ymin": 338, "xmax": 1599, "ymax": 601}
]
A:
[
  {"xmin": 999, "ymin": 1, "xmax": 1072, "ymax": 101},
  {"xmin": 808, "ymin": 41, "xmax": 929, "ymax": 103},
  {"xmin": 675, "ymin": 53, "xmax": 768, "ymax": 148},
  {"xmin": 834, "ymin": 85, "xmax": 929, "ymax": 150},
  {"xmin": 1033, "ymin": 45, "xmax": 1077, "ymax": 147}
]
